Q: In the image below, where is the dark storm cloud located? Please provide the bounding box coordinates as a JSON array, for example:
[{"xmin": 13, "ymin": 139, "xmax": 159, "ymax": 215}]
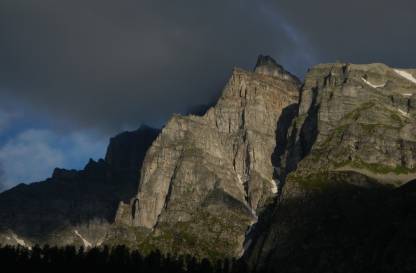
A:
[
  {"xmin": 0, "ymin": 0, "xmax": 415, "ymax": 132},
  {"xmin": 0, "ymin": 0, "xmax": 306, "ymax": 132},
  {"xmin": 269, "ymin": 0, "xmax": 416, "ymax": 67}
]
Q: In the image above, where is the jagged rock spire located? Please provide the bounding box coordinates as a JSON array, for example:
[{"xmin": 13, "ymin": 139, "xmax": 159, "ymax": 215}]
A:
[
  {"xmin": 254, "ymin": 55, "xmax": 282, "ymax": 72},
  {"xmin": 254, "ymin": 55, "xmax": 301, "ymax": 85}
]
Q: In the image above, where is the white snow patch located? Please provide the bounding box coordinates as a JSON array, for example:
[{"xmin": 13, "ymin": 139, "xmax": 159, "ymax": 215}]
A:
[
  {"xmin": 361, "ymin": 77, "xmax": 386, "ymax": 88},
  {"xmin": 269, "ymin": 179, "xmax": 278, "ymax": 194},
  {"xmin": 398, "ymin": 109, "xmax": 410, "ymax": 117},
  {"xmin": 74, "ymin": 230, "xmax": 92, "ymax": 248},
  {"xmin": 12, "ymin": 234, "xmax": 31, "ymax": 250},
  {"xmin": 394, "ymin": 69, "xmax": 416, "ymax": 84}
]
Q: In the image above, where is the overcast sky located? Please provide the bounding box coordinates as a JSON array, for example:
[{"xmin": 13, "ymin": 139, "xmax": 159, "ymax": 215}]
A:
[{"xmin": 0, "ymin": 0, "xmax": 415, "ymax": 190}]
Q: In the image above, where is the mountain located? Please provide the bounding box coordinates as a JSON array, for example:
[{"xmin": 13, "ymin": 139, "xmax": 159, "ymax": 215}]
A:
[
  {"xmin": 0, "ymin": 126, "xmax": 159, "ymax": 247},
  {"xmin": 112, "ymin": 55, "xmax": 300, "ymax": 259},
  {"xmin": 2, "ymin": 56, "xmax": 416, "ymax": 272},
  {"xmin": 110, "ymin": 59, "xmax": 416, "ymax": 270},
  {"xmin": 244, "ymin": 63, "xmax": 416, "ymax": 272}
]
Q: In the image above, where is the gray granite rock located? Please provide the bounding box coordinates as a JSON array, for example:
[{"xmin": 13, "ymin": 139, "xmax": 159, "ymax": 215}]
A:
[
  {"xmin": 115, "ymin": 56, "xmax": 300, "ymax": 258},
  {"xmin": 284, "ymin": 63, "xmax": 416, "ymax": 186},
  {"xmin": 244, "ymin": 62, "xmax": 416, "ymax": 272}
]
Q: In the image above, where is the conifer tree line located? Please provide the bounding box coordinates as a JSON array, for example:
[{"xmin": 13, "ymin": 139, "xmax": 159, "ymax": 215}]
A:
[{"xmin": 0, "ymin": 245, "xmax": 249, "ymax": 273}]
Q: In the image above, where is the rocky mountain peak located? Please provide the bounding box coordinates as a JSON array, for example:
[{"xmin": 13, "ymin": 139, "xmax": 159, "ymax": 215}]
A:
[
  {"xmin": 254, "ymin": 55, "xmax": 301, "ymax": 85},
  {"xmin": 114, "ymin": 56, "xmax": 300, "ymax": 258},
  {"xmin": 254, "ymin": 55, "xmax": 281, "ymax": 70}
]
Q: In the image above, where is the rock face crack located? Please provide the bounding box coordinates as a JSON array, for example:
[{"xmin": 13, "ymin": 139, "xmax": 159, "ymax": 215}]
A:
[{"xmin": 154, "ymin": 149, "xmax": 185, "ymax": 229}]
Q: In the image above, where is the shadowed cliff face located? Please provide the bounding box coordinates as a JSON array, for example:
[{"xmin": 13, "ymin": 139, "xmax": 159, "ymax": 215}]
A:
[
  {"xmin": 0, "ymin": 126, "xmax": 159, "ymax": 247},
  {"xmin": 245, "ymin": 174, "xmax": 416, "ymax": 273},
  {"xmin": 271, "ymin": 103, "xmax": 299, "ymax": 186},
  {"xmin": 114, "ymin": 56, "xmax": 300, "ymax": 259}
]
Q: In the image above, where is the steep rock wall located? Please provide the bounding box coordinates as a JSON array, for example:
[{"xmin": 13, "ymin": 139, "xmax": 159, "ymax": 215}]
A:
[{"xmin": 116, "ymin": 56, "xmax": 300, "ymax": 258}]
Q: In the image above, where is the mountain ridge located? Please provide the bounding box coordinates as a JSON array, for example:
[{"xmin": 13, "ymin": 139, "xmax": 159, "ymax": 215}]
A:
[
  {"xmin": 0, "ymin": 126, "xmax": 159, "ymax": 247},
  {"xmin": 1, "ymin": 56, "xmax": 416, "ymax": 272}
]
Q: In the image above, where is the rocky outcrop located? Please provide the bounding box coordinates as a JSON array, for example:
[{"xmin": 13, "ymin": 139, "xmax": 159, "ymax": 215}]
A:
[
  {"xmin": 115, "ymin": 56, "xmax": 300, "ymax": 258},
  {"xmin": 282, "ymin": 63, "xmax": 416, "ymax": 186},
  {"xmin": 0, "ymin": 126, "xmax": 159, "ymax": 247},
  {"xmin": 254, "ymin": 55, "xmax": 300, "ymax": 85},
  {"xmin": 244, "ymin": 63, "xmax": 416, "ymax": 272}
]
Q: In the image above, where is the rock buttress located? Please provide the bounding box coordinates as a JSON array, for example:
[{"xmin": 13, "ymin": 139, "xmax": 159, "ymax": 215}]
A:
[{"xmin": 115, "ymin": 56, "xmax": 300, "ymax": 258}]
